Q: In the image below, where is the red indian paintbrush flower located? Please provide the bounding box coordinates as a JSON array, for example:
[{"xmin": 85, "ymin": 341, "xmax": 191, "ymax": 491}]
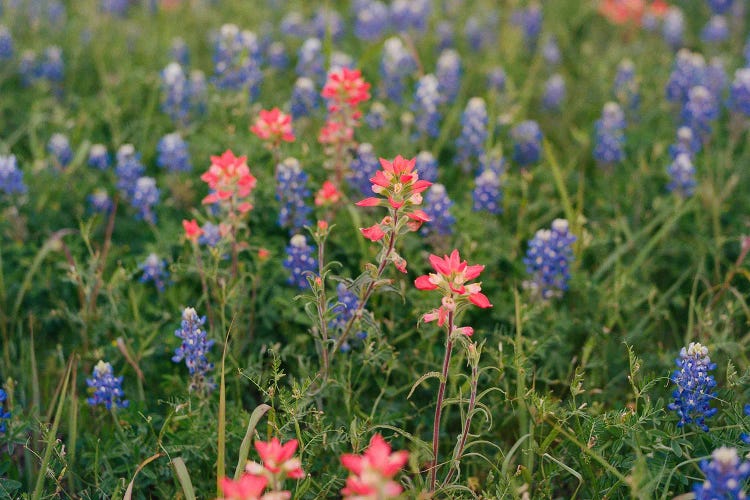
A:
[
  {"xmin": 321, "ymin": 67, "xmax": 371, "ymax": 113},
  {"xmin": 340, "ymin": 434, "xmax": 409, "ymax": 500},
  {"xmin": 245, "ymin": 438, "xmax": 305, "ymax": 481},
  {"xmin": 182, "ymin": 219, "xmax": 203, "ymax": 243},
  {"xmin": 201, "ymin": 150, "xmax": 257, "ymax": 214},
  {"xmin": 250, "ymin": 108, "xmax": 295, "ymax": 145},
  {"xmin": 218, "ymin": 474, "xmax": 283, "ymax": 500}
]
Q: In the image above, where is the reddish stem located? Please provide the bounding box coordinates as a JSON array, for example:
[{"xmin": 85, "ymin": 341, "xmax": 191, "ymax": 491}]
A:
[{"xmin": 429, "ymin": 311, "xmax": 454, "ymax": 492}]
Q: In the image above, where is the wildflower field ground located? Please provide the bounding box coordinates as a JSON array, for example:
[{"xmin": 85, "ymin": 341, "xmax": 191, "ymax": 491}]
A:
[{"xmin": 1, "ymin": 0, "xmax": 750, "ymax": 498}]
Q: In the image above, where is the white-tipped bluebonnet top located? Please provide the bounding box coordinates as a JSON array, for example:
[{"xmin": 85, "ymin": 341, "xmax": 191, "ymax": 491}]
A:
[
  {"xmin": 284, "ymin": 234, "xmax": 317, "ymax": 289},
  {"xmin": 681, "ymin": 85, "xmax": 719, "ymax": 140},
  {"xmin": 693, "ymin": 447, "xmax": 750, "ymax": 499},
  {"xmin": 290, "ymin": 77, "xmax": 318, "ymax": 119},
  {"xmin": 413, "ymin": 74, "xmax": 442, "ymax": 140},
  {"xmin": 487, "ymin": 67, "xmax": 507, "ymax": 93},
  {"xmin": 523, "ymin": 219, "xmax": 576, "ymax": 300},
  {"xmin": 354, "ymin": 0, "xmax": 388, "ymax": 41},
  {"xmin": 542, "ymin": 37, "xmax": 561, "ymax": 66},
  {"xmin": 473, "ymin": 167, "xmax": 503, "ymax": 215},
  {"xmin": 705, "ymin": 57, "xmax": 727, "ymax": 99},
  {"xmin": 380, "ymin": 37, "xmax": 416, "ymax": 103},
  {"xmin": 421, "ymin": 183, "xmax": 455, "ymax": 237},
  {"xmin": 666, "ymin": 50, "xmax": 706, "ymax": 104},
  {"xmin": 173, "ymin": 307, "xmax": 215, "ymax": 394},
  {"xmin": 0, "ymin": 25, "xmax": 13, "ymax": 60},
  {"xmin": 729, "ymin": 68, "xmax": 750, "ymax": 116},
  {"xmin": 88, "ymin": 144, "xmax": 110, "ymax": 170},
  {"xmin": 365, "ymin": 101, "xmax": 388, "ymax": 129},
  {"xmin": 667, "ymin": 153, "xmax": 696, "ymax": 198},
  {"xmin": 511, "ymin": 120, "xmax": 543, "ymax": 167},
  {"xmin": 436, "ymin": 21, "xmax": 454, "ymax": 50},
  {"xmin": 86, "ymin": 360, "xmax": 128, "ymax": 409},
  {"xmin": 543, "ymin": 74, "xmax": 565, "ymax": 111},
  {"xmin": 267, "ymin": 41, "xmax": 288, "ymax": 70},
  {"xmin": 707, "ymin": 0, "xmax": 734, "ymax": 15},
  {"xmin": 47, "ymin": 133, "xmax": 72, "ymax": 167},
  {"xmin": 701, "ymin": 15, "xmax": 729, "ymax": 44},
  {"xmin": 662, "ymin": 7, "xmax": 685, "ymax": 50},
  {"xmin": 667, "ymin": 342, "xmax": 718, "ymax": 432},
  {"xmin": 348, "ymin": 143, "xmax": 380, "ymax": 196},
  {"xmin": 157, "ymin": 133, "xmax": 191, "ymax": 173},
  {"xmin": 276, "ymin": 157, "xmax": 312, "ymax": 233},
  {"xmin": 436, "ymin": 49, "xmax": 462, "ymax": 103},
  {"xmin": 296, "ymin": 37, "xmax": 325, "ymax": 84},
  {"xmin": 390, "ymin": 0, "xmax": 431, "ymax": 33},
  {"xmin": 0, "ymin": 155, "xmax": 26, "ymax": 196},
  {"xmin": 88, "ymin": 188, "xmax": 112, "ymax": 213},
  {"xmin": 669, "ymin": 126, "xmax": 701, "ymax": 159},
  {"xmin": 131, "ymin": 177, "xmax": 159, "ymax": 223},
  {"xmin": 455, "ymin": 97, "xmax": 488, "ymax": 171},
  {"xmin": 415, "ymin": 151, "xmax": 438, "ymax": 183}
]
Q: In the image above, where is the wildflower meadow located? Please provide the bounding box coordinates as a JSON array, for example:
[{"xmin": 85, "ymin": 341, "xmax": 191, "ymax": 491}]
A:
[{"xmin": 2, "ymin": 0, "xmax": 750, "ymax": 498}]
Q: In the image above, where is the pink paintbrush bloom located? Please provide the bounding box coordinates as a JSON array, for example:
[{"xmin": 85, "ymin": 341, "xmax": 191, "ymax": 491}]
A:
[
  {"xmin": 251, "ymin": 108, "xmax": 295, "ymax": 145},
  {"xmin": 322, "ymin": 68, "xmax": 371, "ymax": 112},
  {"xmin": 340, "ymin": 434, "xmax": 409, "ymax": 500},
  {"xmin": 315, "ymin": 180, "xmax": 342, "ymax": 206},
  {"xmin": 182, "ymin": 219, "xmax": 203, "ymax": 243},
  {"xmin": 201, "ymin": 150, "xmax": 257, "ymax": 208},
  {"xmin": 246, "ymin": 438, "xmax": 305, "ymax": 481},
  {"xmin": 218, "ymin": 474, "xmax": 291, "ymax": 500}
]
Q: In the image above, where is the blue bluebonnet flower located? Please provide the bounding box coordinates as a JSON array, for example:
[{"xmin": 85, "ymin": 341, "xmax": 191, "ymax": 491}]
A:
[
  {"xmin": 101, "ymin": 0, "xmax": 130, "ymax": 16},
  {"xmin": 694, "ymin": 447, "xmax": 750, "ymax": 499},
  {"xmin": 199, "ymin": 222, "xmax": 223, "ymax": 247},
  {"xmin": 705, "ymin": 57, "xmax": 727, "ymax": 100},
  {"xmin": 364, "ymin": 102, "xmax": 387, "ymax": 129},
  {"xmin": 88, "ymin": 189, "xmax": 113, "ymax": 213},
  {"xmin": 296, "ymin": 37, "xmax": 325, "ymax": 84},
  {"xmin": 86, "ymin": 360, "xmax": 128, "ymax": 409},
  {"xmin": 662, "ymin": 7, "xmax": 685, "ymax": 50},
  {"xmin": 0, "ymin": 388, "xmax": 10, "ymax": 434},
  {"xmin": 729, "ymin": 68, "xmax": 750, "ymax": 117},
  {"xmin": 284, "ymin": 234, "xmax": 317, "ymax": 289},
  {"xmin": 421, "ymin": 184, "xmax": 455, "ymax": 237},
  {"xmin": 681, "ymin": 85, "xmax": 719, "ymax": 141},
  {"xmin": 157, "ymin": 133, "xmax": 191, "ymax": 173},
  {"xmin": 266, "ymin": 41, "xmax": 288, "ymax": 70},
  {"xmin": 473, "ymin": 155, "xmax": 504, "ymax": 214},
  {"xmin": 188, "ymin": 70, "xmax": 207, "ymax": 117},
  {"xmin": 741, "ymin": 405, "xmax": 750, "ymax": 444},
  {"xmin": 88, "ymin": 144, "xmax": 110, "ymax": 170},
  {"xmin": 172, "ymin": 307, "xmax": 215, "ymax": 395},
  {"xmin": 542, "ymin": 74, "xmax": 565, "ymax": 111},
  {"xmin": 311, "ymin": 8, "xmax": 344, "ymax": 41},
  {"xmin": 276, "ymin": 157, "xmax": 312, "ymax": 233},
  {"xmin": 701, "ymin": 15, "xmax": 729, "ymax": 44},
  {"xmin": 707, "ymin": 0, "xmax": 734, "ymax": 14},
  {"xmin": 131, "ymin": 177, "xmax": 159, "ymax": 223},
  {"xmin": 487, "ymin": 67, "xmax": 507, "ymax": 93},
  {"xmin": 667, "ymin": 342, "xmax": 718, "ymax": 431},
  {"xmin": 0, "ymin": 26, "xmax": 13, "ymax": 60},
  {"xmin": 380, "ymin": 37, "xmax": 416, "ymax": 104},
  {"xmin": 542, "ymin": 36, "xmax": 561, "ymax": 66},
  {"xmin": 347, "ymin": 143, "xmax": 380, "ymax": 196},
  {"xmin": 455, "ymin": 97, "xmax": 488, "ymax": 171},
  {"xmin": 280, "ymin": 12, "xmax": 309, "ymax": 38},
  {"xmin": 390, "ymin": 0, "xmax": 430, "ymax": 33},
  {"xmin": 667, "ymin": 153, "xmax": 696, "ymax": 198},
  {"xmin": 669, "ymin": 126, "xmax": 701, "ymax": 159},
  {"xmin": 666, "ymin": 50, "xmax": 706, "ymax": 105},
  {"xmin": 464, "ymin": 16, "xmax": 485, "ymax": 51},
  {"xmin": 512, "ymin": 3, "xmax": 543, "ymax": 49},
  {"xmin": 19, "ymin": 50, "xmax": 39, "ymax": 86},
  {"xmin": 115, "ymin": 145, "xmax": 144, "ymax": 200},
  {"xmin": 212, "ymin": 24, "xmax": 263, "ymax": 100},
  {"xmin": 0, "ymin": 155, "xmax": 26, "ymax": 197},
  {"xmin": 593, "ymin": 102, "xmax": 626, "ymax": 167},
  {"xmin": 290, "ymin": 77, "xmax": 318, "ymax": 119},
  {"xmin": 415, "ymin": 151, "xmax": 438, "ymax": 183},
  {"xmin": 436, "ymin": 49, "xmax": 461, "ymax": 104},
  {"xmin": 614, "ymin": 59, "xmax": 639, "ymax": 110},
  {"xmin": 412, "ymin": 74, "xmax": 441, "ymax": 140},
  {"xmin": 39, "ymin": 45, "xmax": 63, "ymax": 83},
  {"xmin": 47, "ymin": 133, "xmax": 72, "ymax": 168},
  {"xmin": 329, "ymin": 283, "xmax": 365, "ymax": 353},
  {"xmin": 523, "ymin": 219, "xmax": 576, "ymax": 300},
  {"xmin": 139, "ymin": 253, "xmax": 169, "ymax": 292},
  {"xmin": 354, "ymin": 0, "xmax": 388, "ymax": 41},
  {"xmin": 161, "ymin": 62, "xmax": 206, "ymax": 126},
  {"xmin": 170, "ymin": 37, "xmax": 189, "ymax": 66},
  {"xmin": 436, "ymin": 21, "xmax": 454, "ymax": 50},
  {"xmin": 511, "ymin": 120, "xmax": 543, "ymax": 168}
]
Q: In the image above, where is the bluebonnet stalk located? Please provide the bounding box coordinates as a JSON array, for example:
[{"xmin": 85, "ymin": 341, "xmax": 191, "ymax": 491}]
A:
[
  {"xmin": 276, "ymin": 158, "xmax": 312, "ymax": 233},
  {"xmin": 473, "ymin": 155, "xmax": 504, "ymax": 214},
  {"xmin": 390, "ymin": 0, "xmax": 430, "ymax": 33},
  {"xmin": 707, "ymin": 0, "xmax": 733, "ymax": 14},
  {"xmin": 464, "ymin": 17, "xmax": 485, "ymax": 51},
  {"xmin": 412, "ymin": 74, "xmax": 441, "ymax": 140},
  {"xmin": 47, "ymin": 133, "xmax": 73, "ymax": 168},
  {"xmin": 296, "ymin": 37, "xmax": 325, "ymax": 84},
  {"xmin": 513, "ymin": 3, "xmax": 543, "ymax": 50},
  {"xmin": 380, "ymin": 37, "xmax": 416, "ymax": 104},
  {"xmin": 86, "ymin": 360, "xmax": 128, "ymax": 409},
  {"xmin": 487, "ymin": 67, "xmax": 507, "ymax": 93},
  {"xmin": 329, "ymin": 283, "xmax": 365, "ymax": 353},
  {"xmin": 729, "ymin": 68, "xmax": 750, "ymax": 117},
  {"xmin": 311, "ymin": 8, "xmax": 344, "ymax": 42},
  {"xmin": 290, "ymin": 77, "xmax": 318, "ymax": 119},
  {"xmin": 0, "ymin": 389, "xmax": 10, "ymax": 434},
  {"xmin": 19, "ymin": 50, "xmax": 38, "ymax": 86},
  {"xmin": 280, "ymin": 12, "xmax": 308, "ymax": 38},
  {"xmin": 614, "ymin": 59, "xmax": 639, "ymax": 111},
  {"xmin": 39, "ymin": 46, "xmax": 63, "ymax": 83},
  {"xmin": 436, "ymin": 21, "xmax": 454, "ymax": 51},
  {"xmin": 101, "ymin": 0, "xmax": 130, "ymax": 16},
  {"xmin": 681, "ymin": 86, "xmax": 719, "ymax": 141},
  {"xmin": 511, "ymin": 120, "xmax": 543, "ymax": 168},
  {"xmin": 199, "ymin": 222, "xmax": 223, "ymax": 247},
  {"xmin": 172, "ymin": 307, "xmax": 215, "ymax": 394},
  {"xmin": 542, "ymin": 74, "xmax": 565, "ymax": 111},
  {"xmin": 436, "ymin": 49, "xmax": 461, "ymax": 104},
  {"xmin": 667, "ymin": 342, "xmax": 718, "ymax": 431},
  {"xmin": 667, "ymin": 153, "xmax": 696, "ymax": 198},
  {"xmin": 364, "ymin": 102, "xmax": 388, "ymax": 129},
  {"xmin": 115, "ymin": 144, "xmax": 145, "ymax": 200},
  {"xmin": 421, "ymin": 184, "xmax": 455, "ymax": 237},
  {"xmin": 701, "ymin": 15, "xmax": 729, "ymax": 44},
  {"xmin": 523, "ymin": 219, "xmax": 576, "ymax": 300},
  {"xmin": 212, "ymin": 24, "xmax": 263, "ymax": 100},
  {"xmin": 662, "ymin": 7, "xmax": 685, "ymax": 50},
  {"xmin": 705, "ymin": 57, "xmax": 727, "ymax": 100},
  {"xmin": 139, "ymin": 253, "xmax": 169, "ymax": 291},
  {"xmin": 170, "ymin": 37, "xmax": 189, "ymax": 66},
  {"xmin": 347, "ymin": 143, "xmax": 380, "ymax": 196},
  {"xmin": 0, "ymin": 155, "xmax": 25, "ymax": 196},
  {"xmin": 88, "ymin": 144, "xmax": 110, "ymax": 170},
  {"xmin": 157, "ymin": 133, "xmax": 191, "ymax": 173},
  {"xmin": 161, "ymin": 62, "xmax": 205, "ymax": 126},
  {"xmin": 188, "ymin": 70, "xmax": 207, "ymax": 117},
  {"xmin": 455, "ymin": 97, "xmax": 488, "ymax": 171},
  {"xmin": 415, "ymin": 151, "xmax": 438, "ymax": 183},
  {"xmin": 694, "ymin": 447, "xmax": 750, "ymax": 499},
  {"xmin": 131, "ymin": 177, "xmax": 159, "ymax": 223},
  {"xmin": 88, "ymin": 189, "xmax": 113, "ymax": 213},
  {"xmin": 669, "ymin": 126, "xmax": 701, "ymax": 159},
  {"xmin": 266, "ymin": 42, "xmax": 288, "ymax": 70},
  {"xmin": 354, "ymin": 0, "xmax": 388, "ymax": 41},
  {"xmin": 284, "ymin": 234, "xmax": 317, "ymax": 289},
  {"xmin": 0, "ymin": 26, "xmax": 13, "ymax": 60},
  {"xmin": 593, "ymin": 102, "xmax": 626, "ymax": 167},
  {"xmin": 666, "ymin": 50, "xmax": 706, "ymax": 105},
  {"xmin": 542, "ymin": 37, "xmax": 561, "ymax": 67}
]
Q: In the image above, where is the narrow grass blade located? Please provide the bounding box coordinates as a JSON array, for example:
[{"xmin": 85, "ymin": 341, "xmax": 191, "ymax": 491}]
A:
[
  {"xmin": 123, "ymin": 453, "xmax": 164, "ymax": 500},
  {"xmin": 234, "ymin": 404, "xmax": 271, "ymax": 479},
  {"xmin": 172, "ymin": 457, "xmax": 197, "ymax": 500}
]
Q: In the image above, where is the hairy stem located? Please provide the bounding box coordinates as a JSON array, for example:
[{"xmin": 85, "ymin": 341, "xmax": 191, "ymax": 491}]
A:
[
  {"xmin": 442, "ymin": 352, "xmax": 478, "ymax": 486},
  {"xmin": 430, "ymin": 311, "xmax": 454, "ymax": 492}
]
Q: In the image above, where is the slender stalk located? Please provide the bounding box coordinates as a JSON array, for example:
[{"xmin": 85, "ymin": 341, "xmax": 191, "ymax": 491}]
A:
[
  {"xmin": 88, "ymin": 197, "xmax": 118, "ymax": 316},
  {"xmin": 442, "ymin": 352, "xmax": 478, "ymax": 487},
  {"xmin": 429, "ymin": 311, "xmax": 455, "ymax": 492},
  {"xmin": 315, "ymin": 241, "xmax": 330, "ymax": 382},
  {"xmin": 193, "ymin": 245, "xmax": 215, "ymax": 331}
]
